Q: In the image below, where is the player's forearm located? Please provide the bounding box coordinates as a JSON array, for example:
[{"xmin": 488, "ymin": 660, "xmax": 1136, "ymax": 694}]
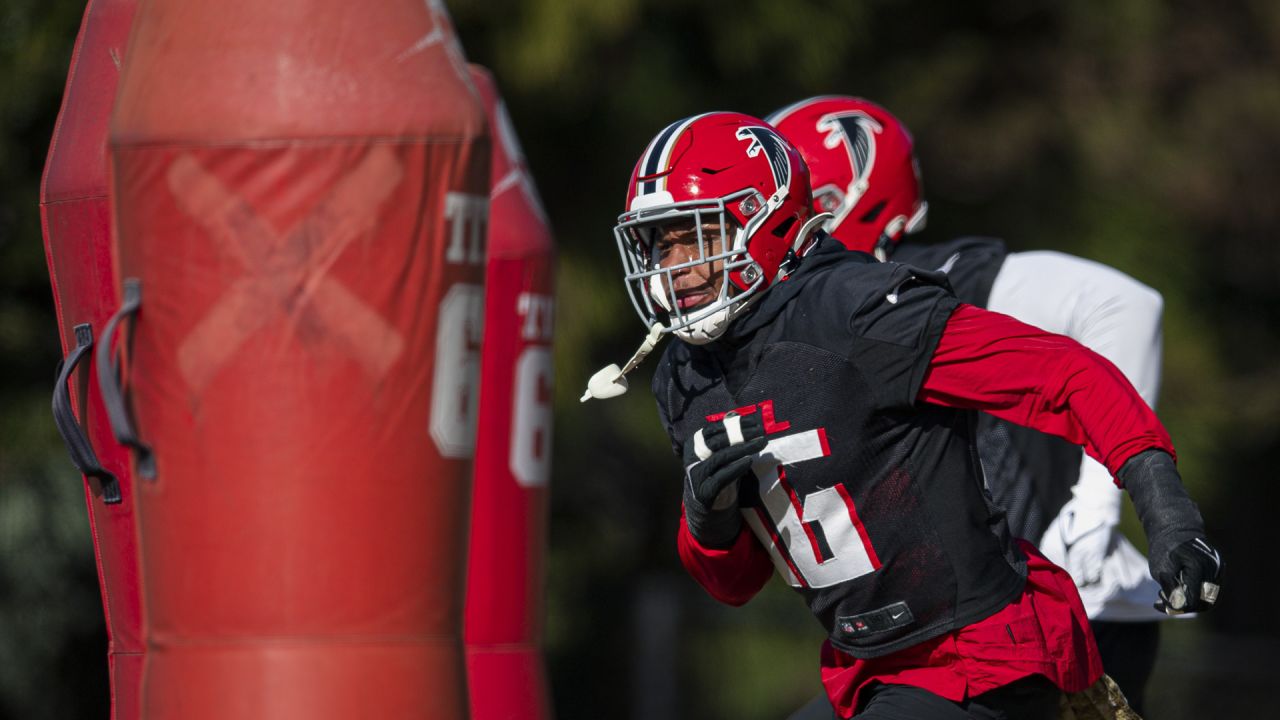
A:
[
  {"xmin": 1117, "ymin": 449, "xmax": 1203, "ymax": 538},
  {"xmin": 919, "ymin": 304, "xmax": 1174, "ymax": 477},
  {"xmin": 677, "ymin": 513, "xmax": 774, "ymax": 607}
]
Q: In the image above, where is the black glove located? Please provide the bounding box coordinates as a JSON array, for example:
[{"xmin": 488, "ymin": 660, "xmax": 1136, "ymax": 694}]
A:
[
  {"xmin": 1152, "ymin": 537, "xmax": 1223, "ymax": 615},
  {"xmin": 1118, "ymin": 449, "xmax": 1223, "ymax": 615},
  {"xmin": 682, "ymin": 411, "xmax": 767, "ymax": 548}
]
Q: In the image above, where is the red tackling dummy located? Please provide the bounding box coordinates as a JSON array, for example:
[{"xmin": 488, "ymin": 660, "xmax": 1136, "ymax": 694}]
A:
[
  {"xmin": 464, "ymin": 65, "xmax": 556, "ymax": 720},
  {"xmin": 39, "ymin": 1, "xmax": 143, "ymax": 718},
  {"xmin": 107, "ymin": 1, "xmax": 487, "ymax": 717}
]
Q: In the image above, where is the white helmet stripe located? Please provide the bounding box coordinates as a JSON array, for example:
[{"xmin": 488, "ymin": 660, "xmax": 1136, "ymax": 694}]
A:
[
  {"xmin": 654, "ymin": 113, "xmax": 713, "ymax": 192},
  {"xmin": 638, "ymin": 118, "xmax": 683, "ymax": 195},
  {"xmin": 637, "ymin": 112, "xmax": 718, "ymax": 196}
]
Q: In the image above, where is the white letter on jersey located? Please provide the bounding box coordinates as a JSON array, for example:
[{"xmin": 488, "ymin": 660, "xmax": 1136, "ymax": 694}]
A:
[{"xmin": 444, "ymin": 193, "xmax": 488, "ymax": 265}]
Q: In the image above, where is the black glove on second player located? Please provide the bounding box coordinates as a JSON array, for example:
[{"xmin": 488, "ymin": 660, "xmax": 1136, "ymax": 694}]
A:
[
  {"xmin": 682, "ymin": 411, "xmax": 767, "ymax": 548},
  {"xmin": 1118, "ymin": 449, "xmax": 1223, "ymax": 615}
]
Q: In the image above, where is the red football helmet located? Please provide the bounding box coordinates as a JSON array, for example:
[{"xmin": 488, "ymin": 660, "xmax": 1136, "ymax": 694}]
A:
[
  {"xmin": 614, "ymin": 112, "xmax": 818, "ymax": 343},
  {"xmin": 767, "ymin": 96, "xmax": 927, "ymax": 258}
]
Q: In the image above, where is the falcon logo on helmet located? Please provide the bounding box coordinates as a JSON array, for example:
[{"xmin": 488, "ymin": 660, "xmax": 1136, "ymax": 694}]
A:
[
  {"xmin": 735, "ymin": 126, "xmax": 792, "ymax": 192},
  {"xmin": 769, "ymin": 96, "xmax": 928, "ymax": 259},
  {"xmin": 817, "ymin": 111, "xmax": 881, "ymax": 213}
]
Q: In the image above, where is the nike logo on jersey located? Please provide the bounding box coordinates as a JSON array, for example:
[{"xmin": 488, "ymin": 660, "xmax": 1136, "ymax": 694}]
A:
[{"xmin": 836, "ymin": 602, "xmax": 912, "ymax": 638}]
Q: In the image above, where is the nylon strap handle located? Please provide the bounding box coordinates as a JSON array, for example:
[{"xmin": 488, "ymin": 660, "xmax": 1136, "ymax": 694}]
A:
[
  {"xmin": 52, "ymin": 323, "xmax": 122, "ymax": 503},
  {"xmin": 95, "ymin": 279, "xmax": 156, "ymax": 480}
]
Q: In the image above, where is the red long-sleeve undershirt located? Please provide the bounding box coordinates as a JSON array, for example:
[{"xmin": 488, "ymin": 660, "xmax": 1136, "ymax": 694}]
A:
[
  {"xmin": 918, "ymin": 303, "xmax": 1173, "ymax": 475},
  {"xmin": 677, "ymin": 302, "xmax": 1174, "ymax": 606}
]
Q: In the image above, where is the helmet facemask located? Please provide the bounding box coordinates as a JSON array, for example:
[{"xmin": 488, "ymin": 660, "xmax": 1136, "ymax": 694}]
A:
[{"xmin": 615, "ymin": 189, "xmax": 767, "ymax": 344}]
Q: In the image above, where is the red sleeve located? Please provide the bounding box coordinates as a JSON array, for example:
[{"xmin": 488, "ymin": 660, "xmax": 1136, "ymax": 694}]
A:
[
  {"xmin": 676, "ymin": 508, "xmax": 774, "ymax": 606},
  {"xmin": 918, "ymin": 303, "xmax": 1174, "ymax": 478}
]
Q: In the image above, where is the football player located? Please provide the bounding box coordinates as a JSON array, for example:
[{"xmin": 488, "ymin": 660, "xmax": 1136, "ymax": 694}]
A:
[
  {"xmin": 587, "ymin": 111, "xmax": 1221, "ymax": 719},
  {"xmin": 769, "ymin": 96, "xmax": 1189, "ymax": 715}
]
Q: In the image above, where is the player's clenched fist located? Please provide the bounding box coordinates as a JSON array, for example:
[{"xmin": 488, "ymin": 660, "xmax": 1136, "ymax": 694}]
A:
[
  {"xmin": 682, "ymin": 412, "xmax": 767, "ymax": 548},
  {"xmin": 1152, "ymin": 536, "xmax": 1223, "ymax": 615}
]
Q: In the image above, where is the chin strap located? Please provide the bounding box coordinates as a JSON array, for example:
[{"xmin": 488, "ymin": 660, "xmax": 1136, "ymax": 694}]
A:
[{"xmin": 580, "ymin": 323, "xmax": 666, "ymax": 402}]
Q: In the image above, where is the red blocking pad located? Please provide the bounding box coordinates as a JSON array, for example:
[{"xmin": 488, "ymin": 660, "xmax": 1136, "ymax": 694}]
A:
[
  {"xmin": 108, "ymin": 2, "xmax": 488, "ymax": 717},
  {"xmin": 39, "ymin": 2, "xmax": 143, "ymax": 718},
  {"xmin": 464, "ymin": 65, "xmax": 556, "ymax": 720}
]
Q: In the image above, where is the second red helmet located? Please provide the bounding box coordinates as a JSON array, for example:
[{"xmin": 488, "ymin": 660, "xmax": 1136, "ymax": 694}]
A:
[{"xmin": 768, "ymin": 96, "xmax": 927, "ymax": 258}]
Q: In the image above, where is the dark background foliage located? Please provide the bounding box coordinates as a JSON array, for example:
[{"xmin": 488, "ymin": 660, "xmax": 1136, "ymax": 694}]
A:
[{"xmin": 1, "ymin": 1, "xmax": 1277, "ymax": 717}]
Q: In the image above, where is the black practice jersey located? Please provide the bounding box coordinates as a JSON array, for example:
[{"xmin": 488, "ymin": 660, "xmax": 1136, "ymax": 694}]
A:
[
  {"xmin": 893, "ymin": 237, "xmax": 1082, "ymax": 543},
  {"xmin": 652, "ymin": 235, "xmax": 1026, "ymax": 658}
]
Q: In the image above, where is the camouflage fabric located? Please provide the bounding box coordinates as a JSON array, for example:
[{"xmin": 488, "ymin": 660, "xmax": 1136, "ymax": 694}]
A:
[{"xmin": 1059, "ymin": 674, "xmax": 1143, "ymax": 720}]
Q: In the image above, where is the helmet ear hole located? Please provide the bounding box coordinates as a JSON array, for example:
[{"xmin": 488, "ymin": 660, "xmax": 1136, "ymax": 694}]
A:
[
  {"xmin": 860, "ymin": 200, "xmax": 887, "ymax": 223},
  {"xmin": 771, "ymin": 216, "xmax": 797, "ymax": 238}
]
